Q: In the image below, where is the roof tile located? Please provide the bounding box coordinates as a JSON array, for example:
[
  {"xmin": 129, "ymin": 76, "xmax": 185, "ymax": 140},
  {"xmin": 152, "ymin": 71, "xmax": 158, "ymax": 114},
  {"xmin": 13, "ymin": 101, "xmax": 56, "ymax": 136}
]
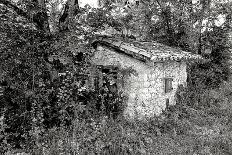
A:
[{"xmin": 93, "ymin": 36, "xmax": 203, "ymax": 62}]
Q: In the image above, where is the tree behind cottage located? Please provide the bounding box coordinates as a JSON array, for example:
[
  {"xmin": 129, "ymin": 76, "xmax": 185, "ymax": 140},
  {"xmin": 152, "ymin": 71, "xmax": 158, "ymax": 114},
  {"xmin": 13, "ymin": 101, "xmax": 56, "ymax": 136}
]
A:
[
  {"xmin": 0, "ymin": 0, "xmax": 152, "ymax": 150},
  {"xmin": 97, "ymin": 0, "xmax": 232, "ymax": 90},
  {"xmin": 0, "ymin": 0, "xmax": 232, "ymax": 152},
  {"xmin": 0, "ymin": 0, "xmax": 117, "ymax": 151}
]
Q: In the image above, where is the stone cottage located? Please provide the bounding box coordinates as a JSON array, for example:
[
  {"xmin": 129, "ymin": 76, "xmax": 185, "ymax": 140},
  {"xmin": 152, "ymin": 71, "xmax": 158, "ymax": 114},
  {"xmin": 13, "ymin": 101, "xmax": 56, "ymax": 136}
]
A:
[{"xmin": 90, "ymin": 36, "xmax": 202, "ymax": 119}]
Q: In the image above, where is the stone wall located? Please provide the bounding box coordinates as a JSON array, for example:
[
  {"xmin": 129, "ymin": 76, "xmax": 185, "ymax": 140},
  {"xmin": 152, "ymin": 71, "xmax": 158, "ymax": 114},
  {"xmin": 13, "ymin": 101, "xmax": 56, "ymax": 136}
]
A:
[{"xmin": 92, "ymin": 45, "xmax": 187, "ymax": 119}]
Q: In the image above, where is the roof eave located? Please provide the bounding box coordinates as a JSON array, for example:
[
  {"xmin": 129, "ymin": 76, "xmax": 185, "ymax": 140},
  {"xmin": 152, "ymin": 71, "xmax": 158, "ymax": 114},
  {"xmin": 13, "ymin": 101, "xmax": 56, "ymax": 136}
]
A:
[{"xmin": 92, "ymin": 36, "xmax": 205, "ymax": 64}]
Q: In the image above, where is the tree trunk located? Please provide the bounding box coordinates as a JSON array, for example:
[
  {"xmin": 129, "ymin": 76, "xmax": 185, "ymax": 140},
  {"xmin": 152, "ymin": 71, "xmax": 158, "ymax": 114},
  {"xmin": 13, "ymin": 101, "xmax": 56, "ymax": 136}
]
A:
[{"xmin": 59, "ymin": 0, "xmax": 80, "ymax": 32}]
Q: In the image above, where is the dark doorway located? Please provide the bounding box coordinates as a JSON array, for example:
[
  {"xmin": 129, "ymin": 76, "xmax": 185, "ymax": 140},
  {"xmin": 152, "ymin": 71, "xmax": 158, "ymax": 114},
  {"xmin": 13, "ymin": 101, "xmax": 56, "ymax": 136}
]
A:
[{"xmin": 95, "ymin": 66, "xmax": 121, "ymax": 119}]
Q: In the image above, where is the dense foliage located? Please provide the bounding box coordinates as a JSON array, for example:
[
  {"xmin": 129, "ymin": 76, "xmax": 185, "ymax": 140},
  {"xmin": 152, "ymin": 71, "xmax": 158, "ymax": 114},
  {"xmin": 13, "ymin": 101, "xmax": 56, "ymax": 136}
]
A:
[{"xmin": 0, "ymin": 0, "xmax": 231, "ymax": 154}]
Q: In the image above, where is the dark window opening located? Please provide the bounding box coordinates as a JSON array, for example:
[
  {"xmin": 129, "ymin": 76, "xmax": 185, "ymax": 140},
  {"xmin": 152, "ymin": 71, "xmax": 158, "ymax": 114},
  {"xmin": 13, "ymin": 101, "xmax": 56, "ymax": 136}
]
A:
[
  {"xmin": 136, "ymin": 0, "xmax": 139, "ymax": 5},
  {"xmin": 166, "ymin": 98, "xmax": 169, "ymax": 107},
  {"xmin": 94, "ymin": 66, "xmax": 119, "ymax": 92},
  {"xmin": 164, "ymin": 78, "xmax": 173, "ymax": 93},
  {"xmin": 74, "ymin": 52, "xmax": 84, "ymax": 63},
  {"xmin": 102, "ymin": 66, "xmax": 118, "ymax": 94},
  {"xmin": 102, "ymin": 68, "xmax": 110, "ymax": 74}
]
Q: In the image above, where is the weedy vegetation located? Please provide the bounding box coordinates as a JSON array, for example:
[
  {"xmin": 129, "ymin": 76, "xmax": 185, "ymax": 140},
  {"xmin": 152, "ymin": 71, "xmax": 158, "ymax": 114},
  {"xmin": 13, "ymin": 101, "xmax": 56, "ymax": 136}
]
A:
[{"xmin": 0, "ymin": 0, "xmax": 232, "ymax": 154}]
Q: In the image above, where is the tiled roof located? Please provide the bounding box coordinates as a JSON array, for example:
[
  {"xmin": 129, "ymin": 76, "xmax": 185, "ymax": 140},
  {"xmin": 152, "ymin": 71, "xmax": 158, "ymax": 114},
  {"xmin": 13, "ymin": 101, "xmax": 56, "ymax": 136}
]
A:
[{"xmin": 92, "ymin": 36, "xmax": 203, "ymax": 62}]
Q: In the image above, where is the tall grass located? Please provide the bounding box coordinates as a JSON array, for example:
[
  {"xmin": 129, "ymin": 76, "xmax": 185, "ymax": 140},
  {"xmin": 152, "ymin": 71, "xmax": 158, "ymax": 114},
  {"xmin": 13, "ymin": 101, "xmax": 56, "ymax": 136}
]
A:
[
  {"xmin": 28, "ymin": 113, "xmax": 232, "ymax": 155},
  {"xmin": 5, "ymin": 81, "xmax": 232, "ymax": 155}
]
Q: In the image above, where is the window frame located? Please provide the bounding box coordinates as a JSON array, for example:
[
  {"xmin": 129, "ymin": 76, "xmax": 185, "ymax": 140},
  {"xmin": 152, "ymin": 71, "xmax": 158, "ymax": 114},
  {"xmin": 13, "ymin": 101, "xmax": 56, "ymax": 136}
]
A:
[
  {"xmin": 93, "ymin": 65, "xmax": 119, "ymax": 92},
  {"xmin": 164, "ymin": 78, "xmax": 173, "ymax": 93}
]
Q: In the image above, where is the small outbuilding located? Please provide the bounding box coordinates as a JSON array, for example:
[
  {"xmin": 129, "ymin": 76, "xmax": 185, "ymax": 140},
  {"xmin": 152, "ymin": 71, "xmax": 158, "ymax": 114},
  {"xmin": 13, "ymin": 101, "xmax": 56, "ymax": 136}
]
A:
[{"xmin": 91, "ymin": 36, "xmax": 202, "ymax": 119}]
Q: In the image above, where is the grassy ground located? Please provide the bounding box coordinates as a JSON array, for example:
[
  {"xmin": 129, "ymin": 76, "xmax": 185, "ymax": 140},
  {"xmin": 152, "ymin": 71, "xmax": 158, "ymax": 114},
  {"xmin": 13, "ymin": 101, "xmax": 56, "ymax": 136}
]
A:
[
  {"xmin": 6, "ymin": 112, "xmax": 232, "ymax": 155},
  {"xmin": 4, "ymin": 82, "xmax": 232, "ymax": 155}
]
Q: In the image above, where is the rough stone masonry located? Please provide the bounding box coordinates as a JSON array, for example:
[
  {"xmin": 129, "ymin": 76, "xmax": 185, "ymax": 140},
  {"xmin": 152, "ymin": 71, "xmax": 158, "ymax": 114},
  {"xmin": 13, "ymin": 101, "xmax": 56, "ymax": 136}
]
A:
[{"xmin": 92, "ymin": 45, "xmax": 188, "ymax": 119}]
